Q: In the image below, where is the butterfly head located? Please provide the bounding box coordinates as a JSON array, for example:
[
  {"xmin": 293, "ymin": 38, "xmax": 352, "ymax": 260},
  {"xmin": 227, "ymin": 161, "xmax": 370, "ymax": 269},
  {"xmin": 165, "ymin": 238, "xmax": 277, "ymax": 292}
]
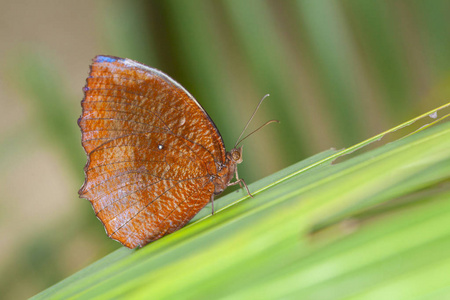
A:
[{"xmin": 229, "ymin": 146, "xmax": 243, "ymax": 164}]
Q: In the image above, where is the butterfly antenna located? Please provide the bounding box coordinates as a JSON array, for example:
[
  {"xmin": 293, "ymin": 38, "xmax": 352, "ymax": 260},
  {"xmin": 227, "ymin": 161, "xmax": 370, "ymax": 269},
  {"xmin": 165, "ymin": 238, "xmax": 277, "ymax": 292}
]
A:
[
  {"xmin": 234, "ymin": 94, "xmax": 279, "ymax": 148},
  {"xmin": 235, "ymin": 119, "xmax": 280, "ymax": 147}
]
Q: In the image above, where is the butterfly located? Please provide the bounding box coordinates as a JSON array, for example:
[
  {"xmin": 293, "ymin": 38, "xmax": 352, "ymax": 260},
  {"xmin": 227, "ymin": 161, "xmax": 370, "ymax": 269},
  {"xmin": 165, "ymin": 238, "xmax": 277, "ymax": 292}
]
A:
[{"xmin": 78, "ymin": 55, "xmax": 275, "ymax": 248}]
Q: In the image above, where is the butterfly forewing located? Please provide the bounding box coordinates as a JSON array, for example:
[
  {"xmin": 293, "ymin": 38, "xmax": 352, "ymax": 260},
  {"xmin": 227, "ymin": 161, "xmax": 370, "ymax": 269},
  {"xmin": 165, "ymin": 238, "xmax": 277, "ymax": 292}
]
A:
[{"xmin": 79, "ymin": 55, "xmax": 226, "ymax": 248}]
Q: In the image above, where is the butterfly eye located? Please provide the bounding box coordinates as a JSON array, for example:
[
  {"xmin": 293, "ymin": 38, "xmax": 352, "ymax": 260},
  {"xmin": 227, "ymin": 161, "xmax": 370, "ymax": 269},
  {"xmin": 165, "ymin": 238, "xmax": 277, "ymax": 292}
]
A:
[{"xmin": 232, "ymin": 150, "xmax": 241, "ymax": 161}]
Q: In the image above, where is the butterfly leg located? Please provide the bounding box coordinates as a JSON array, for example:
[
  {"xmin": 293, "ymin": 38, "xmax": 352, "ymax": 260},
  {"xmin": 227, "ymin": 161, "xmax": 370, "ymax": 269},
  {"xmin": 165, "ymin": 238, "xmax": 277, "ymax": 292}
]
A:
[
  {"xmin": 210, "ymin": 195, "xmax": 215, "ymax": 215},
  {"xmin": 228, "ymin": 168, "xmax": 253, "ymax": 198}
]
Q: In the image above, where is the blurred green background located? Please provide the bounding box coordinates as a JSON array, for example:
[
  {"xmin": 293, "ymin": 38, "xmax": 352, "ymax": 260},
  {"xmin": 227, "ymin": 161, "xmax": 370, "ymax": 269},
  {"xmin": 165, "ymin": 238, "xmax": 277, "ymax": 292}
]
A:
[{"xmin": 1, "ymin": 0, "xmax": 449, "ymax": 299}]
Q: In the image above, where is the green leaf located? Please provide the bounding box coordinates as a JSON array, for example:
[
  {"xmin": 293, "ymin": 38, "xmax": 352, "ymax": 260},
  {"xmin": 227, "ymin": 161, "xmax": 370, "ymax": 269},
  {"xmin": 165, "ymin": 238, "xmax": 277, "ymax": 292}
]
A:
[{"xmin": 32, "ymin": 106, "xmax": 450, "ymax": 299}]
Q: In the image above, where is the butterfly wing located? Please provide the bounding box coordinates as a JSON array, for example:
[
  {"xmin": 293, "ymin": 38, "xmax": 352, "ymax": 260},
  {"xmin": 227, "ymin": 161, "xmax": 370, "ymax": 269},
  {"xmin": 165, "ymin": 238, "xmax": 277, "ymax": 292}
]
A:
[{"xmin": 78, "ymin": 55, "xmax": 226, "ymax": 248}]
